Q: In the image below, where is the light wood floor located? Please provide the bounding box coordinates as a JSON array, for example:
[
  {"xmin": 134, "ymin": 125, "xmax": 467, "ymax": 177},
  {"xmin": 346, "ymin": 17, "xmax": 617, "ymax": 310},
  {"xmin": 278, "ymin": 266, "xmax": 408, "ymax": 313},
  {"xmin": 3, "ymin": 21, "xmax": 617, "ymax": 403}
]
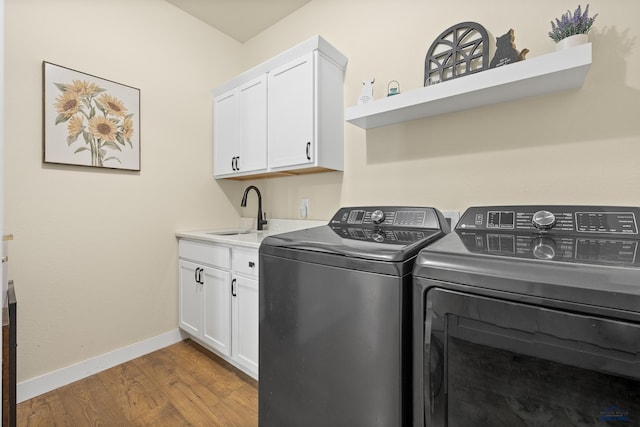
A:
[{"xmin": 17, "ymin": 339, "xmax": 258, "ymax": 426}]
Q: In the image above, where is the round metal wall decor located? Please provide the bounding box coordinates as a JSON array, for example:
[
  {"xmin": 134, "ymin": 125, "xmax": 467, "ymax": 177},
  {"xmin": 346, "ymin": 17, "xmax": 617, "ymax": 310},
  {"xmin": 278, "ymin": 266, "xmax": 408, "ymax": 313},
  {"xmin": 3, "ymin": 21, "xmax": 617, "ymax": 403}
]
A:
[{"xmin": 424, "ymin": 22, "xmax": 490, "ymax": 86}]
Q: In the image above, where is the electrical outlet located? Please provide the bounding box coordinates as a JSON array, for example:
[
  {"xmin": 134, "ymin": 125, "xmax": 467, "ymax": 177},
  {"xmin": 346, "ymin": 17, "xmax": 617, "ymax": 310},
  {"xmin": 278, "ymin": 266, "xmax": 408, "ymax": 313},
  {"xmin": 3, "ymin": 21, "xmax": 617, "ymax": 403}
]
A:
[{"xmin": 300, "ymin": 199, "xmax": 309, "ymax": 218}]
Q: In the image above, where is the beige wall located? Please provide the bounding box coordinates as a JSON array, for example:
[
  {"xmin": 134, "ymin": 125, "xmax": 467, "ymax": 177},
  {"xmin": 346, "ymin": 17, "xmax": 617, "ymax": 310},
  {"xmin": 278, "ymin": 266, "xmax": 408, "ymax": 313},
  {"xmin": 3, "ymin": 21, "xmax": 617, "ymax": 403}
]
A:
[
  {"xmin": 241, "ymin": 0, "xmax": 640, "ymax": 220},
  {"xmin": 4, "ymin": 0, "xmax": 244, "ymax": 381},
  {"xmin": 5, "ymin": 0, "xmax": 640, "ymax": 386}
]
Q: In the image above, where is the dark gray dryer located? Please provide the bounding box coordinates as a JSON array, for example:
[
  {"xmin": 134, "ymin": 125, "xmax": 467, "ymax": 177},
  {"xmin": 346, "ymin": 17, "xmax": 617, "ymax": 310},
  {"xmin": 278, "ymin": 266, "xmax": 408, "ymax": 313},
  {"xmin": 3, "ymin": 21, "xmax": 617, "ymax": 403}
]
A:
[
  {"xmin": 413, "ymin": 205, "xmax": 640, "ymax": 427},
  {"xmin": 259, "ymin": 206, "xmax": 450, "ymax": 427}
]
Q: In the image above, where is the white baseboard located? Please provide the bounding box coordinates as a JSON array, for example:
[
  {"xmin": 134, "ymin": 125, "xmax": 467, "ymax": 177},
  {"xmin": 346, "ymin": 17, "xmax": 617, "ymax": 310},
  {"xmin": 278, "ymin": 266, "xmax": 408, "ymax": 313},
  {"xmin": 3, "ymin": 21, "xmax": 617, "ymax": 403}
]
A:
[{"xmin": 17, "ymin": 328, "xmax": 185, "ymax": 403}]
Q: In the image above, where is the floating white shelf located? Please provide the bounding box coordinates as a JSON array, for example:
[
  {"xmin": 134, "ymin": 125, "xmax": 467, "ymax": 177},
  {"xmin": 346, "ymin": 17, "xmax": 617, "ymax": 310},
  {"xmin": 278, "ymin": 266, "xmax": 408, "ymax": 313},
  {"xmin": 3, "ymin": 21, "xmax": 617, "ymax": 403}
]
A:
[{"xmin": 345, "ymin": 43, "xmax": 592, "ymax": 130}]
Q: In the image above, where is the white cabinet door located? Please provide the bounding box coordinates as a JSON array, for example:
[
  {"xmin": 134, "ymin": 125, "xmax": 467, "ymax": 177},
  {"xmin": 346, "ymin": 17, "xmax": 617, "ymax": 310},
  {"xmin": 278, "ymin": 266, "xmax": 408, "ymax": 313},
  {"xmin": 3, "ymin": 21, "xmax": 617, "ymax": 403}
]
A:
[
  {"xmin": 178, "ymin": 260, "xmax": 203, "ymax": 337},
  {"xmin": 202, "ymin": 266, "xmax": 232, "ymax": 357},
  {"xmin": 268, "ymin": 52, "xmax": 315, "ymax": 170},
  {"xmin": 232, "ymin": 275, "xmax": 259, "ymax": 376},
  {"xmin": 238, "ymin": 76, "xmax": 267, "ymax": 173},
  {"xmin": 214, "ymin": 75, "xmax": 267, "ymax": 178},
  {"xmin": 213, "ymin": 89, "xmax": 239, "ymax": 177}
]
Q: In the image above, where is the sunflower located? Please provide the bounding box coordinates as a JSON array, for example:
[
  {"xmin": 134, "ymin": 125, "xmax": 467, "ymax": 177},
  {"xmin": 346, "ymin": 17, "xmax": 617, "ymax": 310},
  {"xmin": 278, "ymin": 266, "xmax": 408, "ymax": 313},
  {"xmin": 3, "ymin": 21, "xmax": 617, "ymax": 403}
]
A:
[
  {"xmin": 54, "ymin": 91, "xmax": 81, "ymax": 117},
  {"xmin": 66, "ymin": 80, "xmax": 100, "ymax": 96},
  {"xmin": 67, "ymin": 115, "xmax": 84, "ymax": 136},
  {"xmin": 98, "ymin": 93, "xmax": 127, "ymax": 117},
  {"xmin": 122, "ymin": 116, "xmax": 134, "ymax": 141},
  {"xmin": 88, "ymin": 116, "xmax": 117, "ymax": 141}
]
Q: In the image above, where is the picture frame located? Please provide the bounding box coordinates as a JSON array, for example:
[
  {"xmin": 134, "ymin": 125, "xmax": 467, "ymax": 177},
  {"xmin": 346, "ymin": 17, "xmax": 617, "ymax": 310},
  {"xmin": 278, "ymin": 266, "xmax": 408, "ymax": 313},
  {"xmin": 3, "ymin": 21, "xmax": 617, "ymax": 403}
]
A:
[{"xmin": 42, "ymin": 61, "xmax": 140, "ymax": 171}]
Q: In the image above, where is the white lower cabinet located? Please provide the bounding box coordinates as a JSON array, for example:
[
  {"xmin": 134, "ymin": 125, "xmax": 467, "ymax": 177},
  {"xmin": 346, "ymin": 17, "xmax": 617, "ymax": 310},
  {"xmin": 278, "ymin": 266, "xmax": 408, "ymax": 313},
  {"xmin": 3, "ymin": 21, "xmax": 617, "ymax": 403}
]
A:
[
  {"xmin": 179, "ymin": 260, "xmax": 231, "ymax": 356},
  {"xmin": 231, "ymin": 248, "xmax": 259, "ymax": 375},
  {"xmin": 202, "ymin": 265, "xmax": 232, "ymax": 356},
  {"xmin": 178, "ymin": 239, "xmax": 259, "ymax": 379}
]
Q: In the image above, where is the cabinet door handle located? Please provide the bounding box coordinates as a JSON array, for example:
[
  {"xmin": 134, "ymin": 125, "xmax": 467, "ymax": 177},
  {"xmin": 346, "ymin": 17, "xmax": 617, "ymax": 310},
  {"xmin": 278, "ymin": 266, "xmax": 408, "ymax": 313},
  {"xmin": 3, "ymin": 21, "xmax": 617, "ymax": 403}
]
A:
[
  {"xmin": 194, "ymin": 267, "xmax": 201, "ymax": 284},
  {"xmin": 306, "ymin": 142, "xmax": 311, "ymax": 160},
  {"xmin": 236, "ymin": 156, "xmax": 240, "ymax": 170},
  {"xmin": 231, "ymin": 157, "xmax": 235, "ymax": 171},
  {"xmin": 231, "ymin": 278, "xmax": 237, "ymax": 297},
  {"xmin": 248, "ymin": 261, "xmax": 255, "ymax": 268}
]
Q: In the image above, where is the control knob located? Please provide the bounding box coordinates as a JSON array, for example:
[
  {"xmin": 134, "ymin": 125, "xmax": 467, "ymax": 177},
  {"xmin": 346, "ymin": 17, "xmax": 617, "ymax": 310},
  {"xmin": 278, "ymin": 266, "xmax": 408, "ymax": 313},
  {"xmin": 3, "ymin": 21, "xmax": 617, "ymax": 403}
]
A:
[
  {"xmin": 371, "ymin": 210, "xmax": 386, "ymax": 224},
  {"xmin": 532, "ymin": 210, "xmax": 556, "ymax": 230}
]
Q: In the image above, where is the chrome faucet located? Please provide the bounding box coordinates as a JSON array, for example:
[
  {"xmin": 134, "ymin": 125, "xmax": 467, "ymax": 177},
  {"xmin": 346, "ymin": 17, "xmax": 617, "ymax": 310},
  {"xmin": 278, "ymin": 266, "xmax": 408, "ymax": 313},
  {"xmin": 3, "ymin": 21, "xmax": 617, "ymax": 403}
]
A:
[{"xmin": 241, "ymin": 185, "xmax": 268, "ymax": 231}]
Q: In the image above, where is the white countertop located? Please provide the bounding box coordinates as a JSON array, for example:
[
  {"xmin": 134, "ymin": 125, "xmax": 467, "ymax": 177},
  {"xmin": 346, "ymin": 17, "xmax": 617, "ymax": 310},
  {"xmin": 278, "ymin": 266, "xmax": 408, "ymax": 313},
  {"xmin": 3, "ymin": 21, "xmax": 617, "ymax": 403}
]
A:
[{"xmin": 176, "ymin": 218, "xmax": 326, "ymax": 249}]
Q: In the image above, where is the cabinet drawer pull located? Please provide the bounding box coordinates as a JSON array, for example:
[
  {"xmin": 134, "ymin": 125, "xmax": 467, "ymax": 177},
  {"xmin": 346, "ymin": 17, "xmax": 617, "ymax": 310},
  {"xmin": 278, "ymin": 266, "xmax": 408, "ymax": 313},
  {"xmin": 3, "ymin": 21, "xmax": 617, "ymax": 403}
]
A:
[
  {"xmin": 194, "ymin": 267, "xmax": 204, "ymax": 285},
  {"xmin": 231, "ymin": 156, "xmax": 241, "ymax": 171},
  {"xmin": 306, "ymin": 142, "xmax": 311, "ymax": 160}
]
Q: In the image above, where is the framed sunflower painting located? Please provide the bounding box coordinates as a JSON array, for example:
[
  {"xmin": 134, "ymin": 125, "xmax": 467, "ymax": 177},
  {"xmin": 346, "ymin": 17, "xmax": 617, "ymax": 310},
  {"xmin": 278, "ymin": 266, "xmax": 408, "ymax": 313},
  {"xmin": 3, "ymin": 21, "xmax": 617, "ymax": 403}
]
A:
[{"xmin": 43, "ymin": 61, "xmax": 140, "ymax": 171}]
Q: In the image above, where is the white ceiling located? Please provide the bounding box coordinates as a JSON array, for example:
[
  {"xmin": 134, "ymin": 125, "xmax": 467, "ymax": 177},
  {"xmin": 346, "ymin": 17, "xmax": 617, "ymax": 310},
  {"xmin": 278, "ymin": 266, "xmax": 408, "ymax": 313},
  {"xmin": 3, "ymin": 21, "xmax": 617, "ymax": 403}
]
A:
[{"xmin": 165, "ymin": 0, "xmax": 312, "ymax": 43}]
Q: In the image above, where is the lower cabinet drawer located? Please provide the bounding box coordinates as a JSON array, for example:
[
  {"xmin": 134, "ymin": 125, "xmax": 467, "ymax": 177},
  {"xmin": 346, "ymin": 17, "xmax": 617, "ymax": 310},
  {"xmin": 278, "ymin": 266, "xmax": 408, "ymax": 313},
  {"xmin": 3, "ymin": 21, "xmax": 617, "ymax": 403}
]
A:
[
  {"xmin": 179, "ymin": 239, "xmax": 230, "ymax": 269},
  {"xmin": 233, "ymin": 248, "xmax": 259, "ymax": 278}
]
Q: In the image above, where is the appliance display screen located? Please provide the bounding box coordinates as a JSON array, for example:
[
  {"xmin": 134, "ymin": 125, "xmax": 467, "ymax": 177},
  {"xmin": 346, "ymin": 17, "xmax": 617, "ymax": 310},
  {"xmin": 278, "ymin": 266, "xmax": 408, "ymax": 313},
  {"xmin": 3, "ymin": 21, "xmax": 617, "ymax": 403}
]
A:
[
  {"xmin": 347, "ymin": 210, "xmax": 365, "ymax": 224},
  {"xmin": 487, "ymin": 211, "xmax": 515, "ymax": 229}
]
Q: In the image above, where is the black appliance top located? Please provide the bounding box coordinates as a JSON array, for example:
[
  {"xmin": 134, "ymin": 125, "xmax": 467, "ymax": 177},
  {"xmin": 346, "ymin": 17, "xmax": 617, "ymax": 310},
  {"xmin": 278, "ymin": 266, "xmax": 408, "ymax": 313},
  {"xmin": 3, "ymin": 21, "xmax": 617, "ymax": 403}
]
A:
[
  {"xmin": 414, "ymin": 205, "xmax": 640, "ymax": 319},
  {"xmin": 260, "ymin": 206, "xmax": 449, "ymax": 272}
]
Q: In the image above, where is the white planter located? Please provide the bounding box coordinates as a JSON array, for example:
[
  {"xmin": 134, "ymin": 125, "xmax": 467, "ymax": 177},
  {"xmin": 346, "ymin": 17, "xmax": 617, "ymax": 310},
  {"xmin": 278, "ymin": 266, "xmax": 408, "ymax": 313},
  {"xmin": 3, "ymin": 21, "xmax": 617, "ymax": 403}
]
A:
[{"xmin": 556, "ymin": 34, "xmax": 589, "ymax": 50}]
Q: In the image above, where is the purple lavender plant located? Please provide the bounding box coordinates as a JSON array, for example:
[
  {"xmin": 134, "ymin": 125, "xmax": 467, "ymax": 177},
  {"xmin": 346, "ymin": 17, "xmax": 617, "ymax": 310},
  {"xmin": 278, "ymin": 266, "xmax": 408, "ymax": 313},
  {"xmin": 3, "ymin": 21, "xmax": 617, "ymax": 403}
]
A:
[{"xmin": 549, "ymin": 4, "xmax": 598, "ymax": 42}]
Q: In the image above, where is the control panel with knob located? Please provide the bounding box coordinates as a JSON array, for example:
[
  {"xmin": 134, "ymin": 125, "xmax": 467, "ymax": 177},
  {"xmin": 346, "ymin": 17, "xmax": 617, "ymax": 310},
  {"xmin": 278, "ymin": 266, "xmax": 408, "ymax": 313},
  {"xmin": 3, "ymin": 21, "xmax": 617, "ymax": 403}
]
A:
[
  {"xmin": 455, "ymin": 205, "xmax": 640, "ymax": 266},
  {"xmin": 327, "ymin": 206, "xmax": 448, "ymax": 244},
  {"xmin": 330, "ymin": 206, "xmax": 442, "ymax": 229},
  {"xmin": 532, "ymin": 210, "xmax": 557, "ymax": 230},
  {"xmin": 456, "ymin": 206, "xmax": 640, "ymax": 236}
]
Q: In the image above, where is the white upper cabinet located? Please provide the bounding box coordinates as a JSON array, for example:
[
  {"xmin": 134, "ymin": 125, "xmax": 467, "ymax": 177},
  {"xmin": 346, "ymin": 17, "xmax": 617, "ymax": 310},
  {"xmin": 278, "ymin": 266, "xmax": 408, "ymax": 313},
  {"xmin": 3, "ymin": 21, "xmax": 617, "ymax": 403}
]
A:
[
  {"xmin": 213, "ymin": 75, "xmax": 267, "ymax": 178},
  {"xmin": 212, "ymin": 36, "xmax": 348, "ymax": 180},
  {"xmin": 213, "ymin": 90, "xmax": 238, "ymax": 177},
  {"xmin": 238, "ymin": 75, "xmax": 268, "ymax": 173},
  {"xmin": 267, "ymin": 53, "xmax": 314, "ymax": 170}
]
